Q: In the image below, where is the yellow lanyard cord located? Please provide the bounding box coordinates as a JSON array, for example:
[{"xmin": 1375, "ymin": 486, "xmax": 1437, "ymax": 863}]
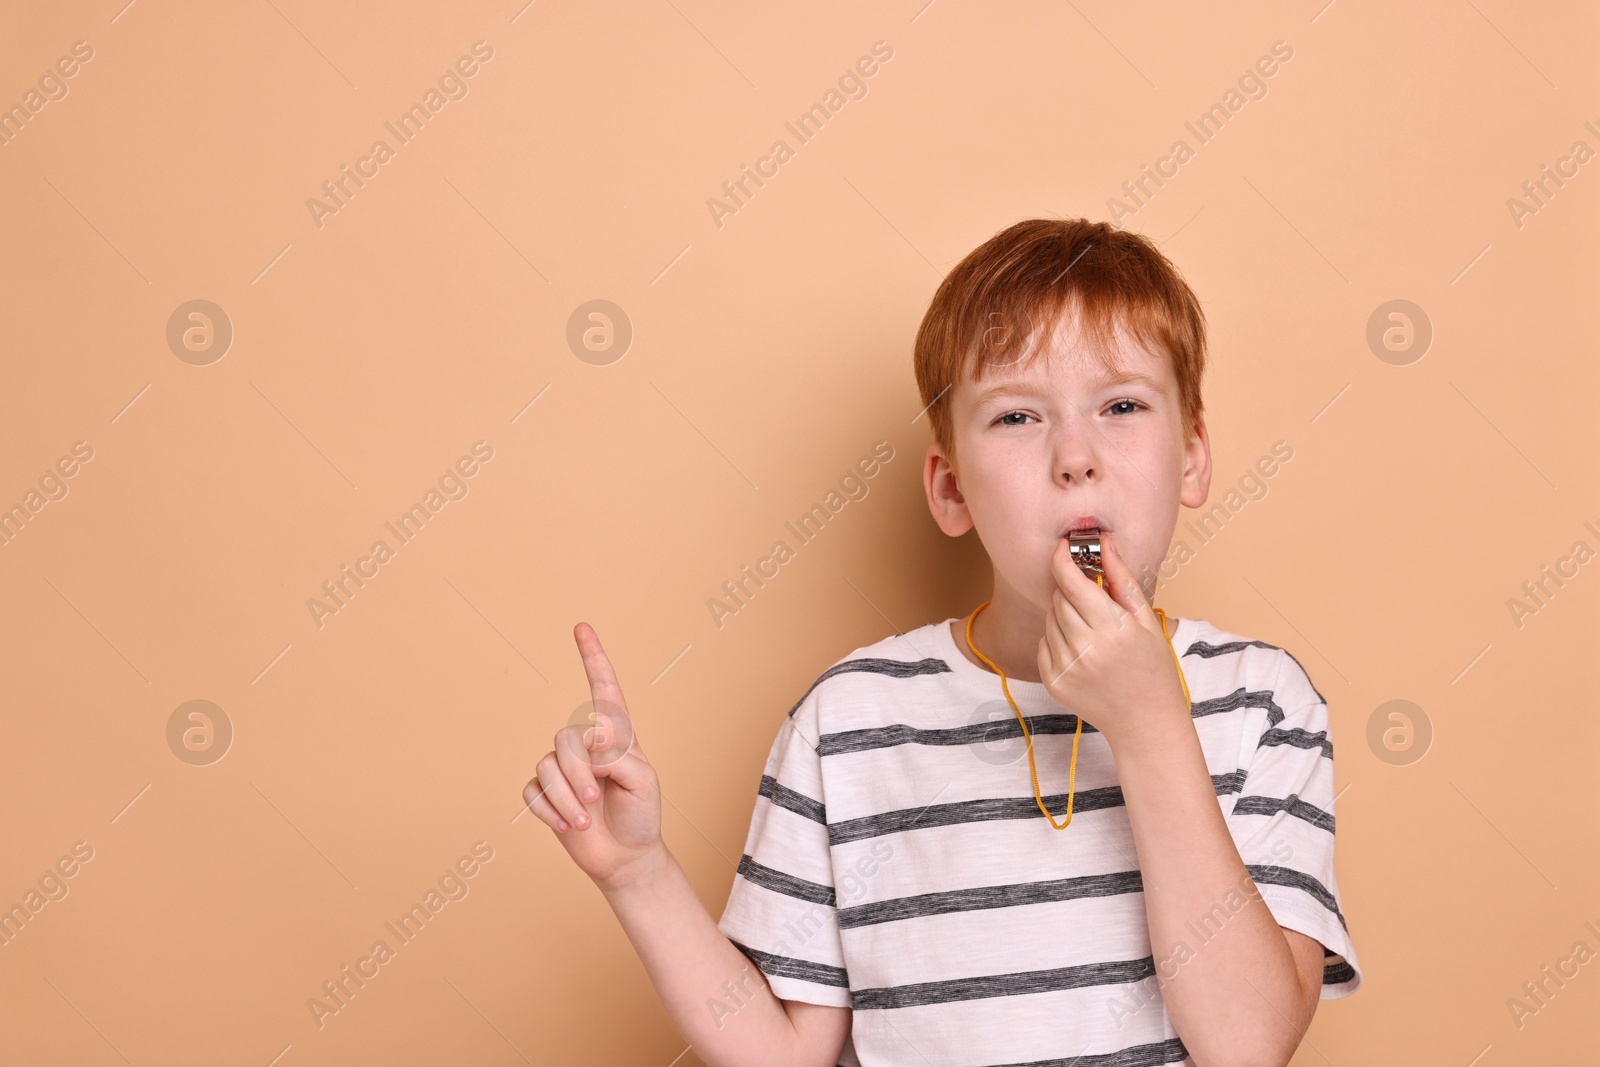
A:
[{"xmin": 964, "ymin": 593, "xmax": 1193, "ymax": 830}]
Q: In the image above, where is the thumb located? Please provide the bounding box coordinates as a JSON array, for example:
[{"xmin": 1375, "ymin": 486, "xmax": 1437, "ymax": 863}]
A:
[
  {"xmin": 586, "ymin": 720, "xmax": 655, "ymax": 796},
  {"xmin": 581, "ymin": 698, "xmax": 645, "ymax": 769}
]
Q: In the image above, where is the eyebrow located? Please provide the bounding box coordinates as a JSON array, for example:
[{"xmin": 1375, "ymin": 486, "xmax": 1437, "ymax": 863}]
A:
[
  {"xmin": 1093, "ymin": 368, "xmax": 1167, "ymax": 391},
  {"xmin": 973, "ymin": 368, "xmax": 1166, "ymax": 403}
]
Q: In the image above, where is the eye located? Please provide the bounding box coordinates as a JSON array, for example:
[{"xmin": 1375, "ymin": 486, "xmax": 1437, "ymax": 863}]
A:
[
  {"xmin": 993, "ymin": 410, "xmax": 1037, "ymax": 427},
  {"xmin": 1106, "ymin": 398, "xmax": 1144, "ymax": 416}
]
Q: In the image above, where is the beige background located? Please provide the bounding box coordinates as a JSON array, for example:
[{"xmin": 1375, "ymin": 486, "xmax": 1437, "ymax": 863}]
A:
[{"xmin": 1, "ymin": 0, "xmax": 1596, "ymax": 1063}]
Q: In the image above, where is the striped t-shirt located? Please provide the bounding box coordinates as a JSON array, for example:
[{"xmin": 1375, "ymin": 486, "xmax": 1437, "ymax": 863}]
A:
[{"xmin": 716, "ymin": 613, "xmax": 1362, "ymax": 1066}]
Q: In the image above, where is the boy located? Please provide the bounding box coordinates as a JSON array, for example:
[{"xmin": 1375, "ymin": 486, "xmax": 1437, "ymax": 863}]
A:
[{"xmin": 526, "ymin": 218, "xmax": 1362, "ymax": 1066}]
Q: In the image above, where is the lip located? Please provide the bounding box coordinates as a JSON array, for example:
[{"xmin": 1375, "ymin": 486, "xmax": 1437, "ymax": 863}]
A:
[{"xmin": 1060, "ymin": 516, "xmax": 1111, "ymax": 537}]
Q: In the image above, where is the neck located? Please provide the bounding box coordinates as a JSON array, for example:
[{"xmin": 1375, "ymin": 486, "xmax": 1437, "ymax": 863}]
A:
[
  {"xmin": 955, "ymin": 580, "xmax": 1050, "ymax": 682},
  {"xmin": 952, "ymin": 577, "xmax": 1169, "ymax": 684}
]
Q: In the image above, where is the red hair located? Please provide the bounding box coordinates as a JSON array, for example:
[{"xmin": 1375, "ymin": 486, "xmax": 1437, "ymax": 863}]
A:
[{"xmin": 913, "ymin": 218, "xmax": 1207, "ymax": 468}]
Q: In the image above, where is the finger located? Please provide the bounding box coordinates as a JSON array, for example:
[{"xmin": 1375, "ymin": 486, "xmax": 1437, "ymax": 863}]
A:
[
  {"xmin": 588, "ymin": 741, "xmax": 657, "ymax": 799},
  {"xmin": 1051, "ymin": 580, "xmax": 1090, "ymax": 653},
  {"xmin": 524, "ymin": 772, "xmax": 573, "ymax": 832},
  {"xmin": 524, "ymin": 781, "xmax": 573, "ymax": 833},
  {"xmin": 1099, "ymin": 533, "xmax": 1156, "ymax": 629},
  {"xmin": 574, "ymin": 623, "xmax": 647, "ymax": 759},
  {"xmin": 1050, "ymin": 535, "xmax": 1105, "ymax": 624},
  {"xmin": 534, "ymin": 751, "xmax": 591, "ymax": 830},
  {"xmin": 574, "ymin": 622, "xmax": 628, "ymax": 713},
  {"xmin": 554, "ymin": 724, "xmax": 602, "ymax": 807}
]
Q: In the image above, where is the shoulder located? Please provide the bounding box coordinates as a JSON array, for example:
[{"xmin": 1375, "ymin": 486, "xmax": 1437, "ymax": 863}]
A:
[
  {"xmin": 1178, "ymin": 616, "xmax": 1327, "ymax": 711},
  {"xmin": 783, "ymin": 620, "xmax": 955, "ymax": 722}
]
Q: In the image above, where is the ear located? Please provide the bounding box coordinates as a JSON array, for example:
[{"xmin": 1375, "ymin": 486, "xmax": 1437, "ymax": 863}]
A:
[
  {"xmin": 923, "ymin": 443, "xmax": 973, "ymax": 538},
  {"xmin": 1180, "ymin": 414, "xmax": 1213, "ymax": 510}
]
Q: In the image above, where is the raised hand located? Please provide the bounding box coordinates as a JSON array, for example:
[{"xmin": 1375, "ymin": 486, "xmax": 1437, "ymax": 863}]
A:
[{"xmin": 524, "ymin": 622, "xmax": 665, "ymax": 890}]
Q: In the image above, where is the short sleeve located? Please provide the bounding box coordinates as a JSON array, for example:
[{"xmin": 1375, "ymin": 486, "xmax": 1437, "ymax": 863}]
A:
[
  {"xmin": 715, "ymin": 685, "xmax": 852, "ymax": 1008},
  {"xmin": 1227, "ymin": 652, "xmax": 1364, "ymax": 998}
]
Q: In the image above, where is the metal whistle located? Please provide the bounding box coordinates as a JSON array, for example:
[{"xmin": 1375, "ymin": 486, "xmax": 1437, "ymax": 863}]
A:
[{"xmin": 1066, "ymin": 529, "xmax": 1104, "ymax": 586}]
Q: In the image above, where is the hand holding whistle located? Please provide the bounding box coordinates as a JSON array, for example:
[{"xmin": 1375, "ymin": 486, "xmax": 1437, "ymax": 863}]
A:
[{"xmin": 1039, "ymin": 530, "xmax": 1189, "ymax": 745}]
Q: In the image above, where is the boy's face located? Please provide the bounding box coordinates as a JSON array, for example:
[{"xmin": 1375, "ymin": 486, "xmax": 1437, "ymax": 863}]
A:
[{"xmin": 923, "ymin": 309, "xmax": 1212, "ymax": 613}]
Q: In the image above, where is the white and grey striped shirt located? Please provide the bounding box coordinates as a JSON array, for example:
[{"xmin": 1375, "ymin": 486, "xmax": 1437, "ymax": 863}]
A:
[{"xmin": 716, "ymin": 614, "xmax": 1362, "ymax": 1066}]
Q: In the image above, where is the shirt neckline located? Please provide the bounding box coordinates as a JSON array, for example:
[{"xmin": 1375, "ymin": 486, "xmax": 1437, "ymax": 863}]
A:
[{"xmin": 931, "ymin": 610, "xmax": 1193, "ymax": 700}]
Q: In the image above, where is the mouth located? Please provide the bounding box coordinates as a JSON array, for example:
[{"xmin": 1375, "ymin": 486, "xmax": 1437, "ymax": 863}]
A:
[{"xmin": 1060, "ymin": 516, "xmax": 1111, "ymax": 538}]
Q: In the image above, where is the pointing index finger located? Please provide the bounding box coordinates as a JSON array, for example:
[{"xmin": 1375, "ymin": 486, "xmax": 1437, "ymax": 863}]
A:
[
  {"xmin": 574, "ymin": 622, "xmax": 629, "ymax": 715},
  {"xmin": 572, "ymin": 622, "xmax": 644, "ymax": 761}
]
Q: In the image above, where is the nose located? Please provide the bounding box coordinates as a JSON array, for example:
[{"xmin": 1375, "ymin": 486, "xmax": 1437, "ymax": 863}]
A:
[{"xmin": 1052, "ymin": 409, "xmax": 1102, "ymax": 485}]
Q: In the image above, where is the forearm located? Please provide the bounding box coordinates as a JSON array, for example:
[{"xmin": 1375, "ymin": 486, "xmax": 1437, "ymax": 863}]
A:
[
  {"xmin": 597, "ymin": 846, "xmax": 809, "ymax": 1067},
  {"xmin": 1110, "ymin": 710, "xmax": 1310, "ymax": 1067}
]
